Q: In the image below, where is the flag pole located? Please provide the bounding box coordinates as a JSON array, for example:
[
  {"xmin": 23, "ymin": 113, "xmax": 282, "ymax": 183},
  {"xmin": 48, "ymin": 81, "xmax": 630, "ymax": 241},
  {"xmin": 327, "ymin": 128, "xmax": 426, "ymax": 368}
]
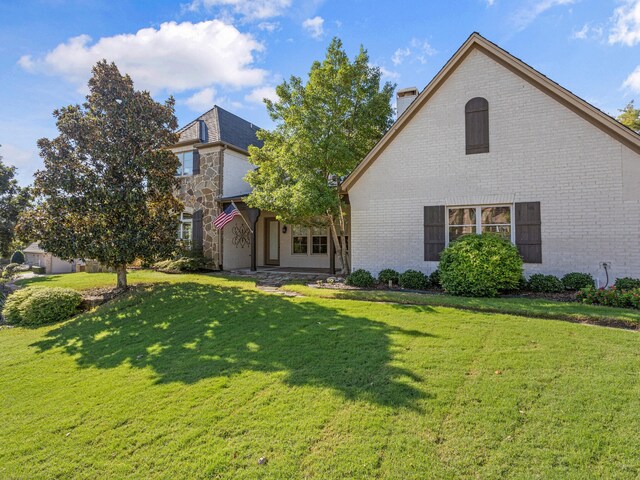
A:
[{"xmin": 231, "ymin": 201, "xmax": 253, "ymax": 233}]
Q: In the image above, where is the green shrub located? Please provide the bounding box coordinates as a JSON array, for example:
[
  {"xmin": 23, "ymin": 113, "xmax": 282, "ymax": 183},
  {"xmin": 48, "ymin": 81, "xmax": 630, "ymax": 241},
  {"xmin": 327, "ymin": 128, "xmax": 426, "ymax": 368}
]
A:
[
  {"xmin": 561, "ymin": 272, "xmax": 595, "ymax": 291},
  {"xmin": 4, "ymin": 263, "xmax": 20, "ymax": 274},
  {"xmin": 31, "ymin": 266, "xmax": 46, "ymax": 274},
  {"xmin": 527, "ymin": 274, "xmax": 564, "ymax": 293},
  {"xmin": 346, "ymin": 269, "xmax": 375, "ymax": 288},
  {"xmin": 153, "ymin": 253, "xmax": 206, "ymax": 273},
  {"xmin": 3, "ymin": 287, "xmax": 83, "ymax": 326},
  {"xmin": 10, "ymin": 251, "xmax": 25, "ymax": 264},
  {"xmin": 577, "ymin": 286, "xmax": 640, "ymax": 309},
  {"xmin": 429, "ymin": 269, "xmax": 441, "ymax": 288},
  {"xmin": 439, "ymin": 234, "xmax": 523, "ymax": 297},
  {"xmin": 398, "ymin": 270, "xmax": 430, "ymax": 290},
  {"xmin": 378, "ymin": 269, "xmax": 400, "ymax": 285},
  {"xmin": 614, "ymin": 277, "xmax": 640, "ymax": 291}
]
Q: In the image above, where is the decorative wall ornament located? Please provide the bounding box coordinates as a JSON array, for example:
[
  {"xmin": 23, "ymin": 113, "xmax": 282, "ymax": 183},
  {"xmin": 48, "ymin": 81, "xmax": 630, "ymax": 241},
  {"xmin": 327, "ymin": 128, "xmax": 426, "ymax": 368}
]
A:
[{"xmin": 232, "ymin": 223, "xmax": 251, "ymax": 248}]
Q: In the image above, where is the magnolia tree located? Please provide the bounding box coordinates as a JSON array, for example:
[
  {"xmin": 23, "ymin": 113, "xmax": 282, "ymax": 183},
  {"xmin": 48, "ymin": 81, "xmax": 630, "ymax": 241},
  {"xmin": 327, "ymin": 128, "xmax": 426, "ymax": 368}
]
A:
[
  {"xmin": 18, "ymin": 61, "xmax": 182, "ymax": 288},
  {"xmin": 246, "ymin": 38, "xmax": 395, "ymax": 273},
  {"xmin": 0, "ymin": 151, "xmax": 31, "ymax": 258}
]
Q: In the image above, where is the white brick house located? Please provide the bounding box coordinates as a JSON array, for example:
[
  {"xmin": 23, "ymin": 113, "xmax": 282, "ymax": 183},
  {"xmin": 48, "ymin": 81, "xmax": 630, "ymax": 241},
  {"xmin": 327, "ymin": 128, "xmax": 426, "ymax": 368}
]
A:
[{"xmin": 342, "ymin": 33, "xmax": 640, "ymax": 285}]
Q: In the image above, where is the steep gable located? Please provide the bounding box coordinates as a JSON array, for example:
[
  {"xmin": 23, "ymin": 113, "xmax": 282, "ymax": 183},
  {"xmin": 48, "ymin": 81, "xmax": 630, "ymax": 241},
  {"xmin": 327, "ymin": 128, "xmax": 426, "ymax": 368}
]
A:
[{"xmin": 342, "ymin": 32, "xmax": 640, "ymax": 191}]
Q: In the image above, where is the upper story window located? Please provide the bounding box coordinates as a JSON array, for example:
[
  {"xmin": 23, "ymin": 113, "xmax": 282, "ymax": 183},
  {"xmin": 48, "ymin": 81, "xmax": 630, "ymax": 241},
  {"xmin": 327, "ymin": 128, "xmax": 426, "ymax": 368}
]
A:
[
  {"xmin": 447, "ymin": 205, "xmax": 513, "ymax": 244},
  {"xmin": 465, "ymin": 97, "xmax": 489, "ymax": 154},
  {"xmin": 176, "ymin": 151, "xmax": 194, "ymax": 176}
]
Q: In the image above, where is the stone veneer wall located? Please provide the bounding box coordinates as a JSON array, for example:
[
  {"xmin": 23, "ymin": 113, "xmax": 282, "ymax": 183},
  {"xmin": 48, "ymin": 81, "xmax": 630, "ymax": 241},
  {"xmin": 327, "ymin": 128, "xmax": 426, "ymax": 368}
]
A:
[{"xmin": 177, "ymin": 148, "xmax": 223, "ymax": 267}]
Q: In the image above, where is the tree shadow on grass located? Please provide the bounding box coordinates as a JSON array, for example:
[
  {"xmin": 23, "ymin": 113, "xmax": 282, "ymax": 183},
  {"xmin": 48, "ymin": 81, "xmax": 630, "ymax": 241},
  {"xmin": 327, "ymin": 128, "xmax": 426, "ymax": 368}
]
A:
[{"xmin": 32, "ymin": 282, "xmax": 436, "ymax": 409}]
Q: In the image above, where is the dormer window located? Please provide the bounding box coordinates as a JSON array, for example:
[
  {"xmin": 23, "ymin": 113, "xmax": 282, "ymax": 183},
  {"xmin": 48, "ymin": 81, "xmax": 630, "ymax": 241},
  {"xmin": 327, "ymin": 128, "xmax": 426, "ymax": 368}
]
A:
[{"xmin": 465, "ymin": 97, "xmax": 489, "ymax": 154}]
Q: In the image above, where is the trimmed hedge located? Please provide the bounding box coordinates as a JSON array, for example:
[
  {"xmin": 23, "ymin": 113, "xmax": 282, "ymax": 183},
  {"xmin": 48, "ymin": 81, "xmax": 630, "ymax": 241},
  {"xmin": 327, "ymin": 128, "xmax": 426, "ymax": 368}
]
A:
[
  {"xmin": 346, "ymin": 269, "xmax": 375, "ymax": 288},
  {"xmin": 614, "ymin": 277, "xmax": 640, "ymax": 291},
  {"xmin": 378, "ymin": 269, "xmax": 400, "ymax": 285},
  {"xmin": 3, "ymin": 287, "xmax": 83, "ymax": 326},
  {"xmin": 439, "ymin": 234, "xmax": 523, "ymax": 297},
  {"xmin": 528, "ymin": 274, "xmax": 564, "ymax": 293},
  {"xmin": 561, "ymin": 272, "xmax": 595, "ymax": 291},
  {"xmin": 153, "ymin": 254, "xmax": 206, "ymax": 273},
  {"xmin": 428, "ymin": 269, "xmax": 441, "ymax": 289},
  {"xmin": 577, "ymin": 286, "xmax": 640, "ymax": 309},
  {"xmin": 398, "ymin": 270, "xmax": 430, "ymax": 290}
]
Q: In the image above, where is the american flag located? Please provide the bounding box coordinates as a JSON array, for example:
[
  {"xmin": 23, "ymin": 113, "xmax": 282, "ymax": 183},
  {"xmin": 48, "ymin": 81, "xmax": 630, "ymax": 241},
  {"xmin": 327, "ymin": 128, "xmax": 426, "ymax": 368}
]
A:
[{"xmin": 214, "ymin": 203, "xmax": 241, "ymax": 229}]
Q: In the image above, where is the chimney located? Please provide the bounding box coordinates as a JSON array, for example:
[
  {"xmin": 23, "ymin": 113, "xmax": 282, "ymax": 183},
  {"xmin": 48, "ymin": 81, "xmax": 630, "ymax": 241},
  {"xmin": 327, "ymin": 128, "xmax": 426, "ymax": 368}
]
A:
[{"xmin": 396, "ymin": 87, "xmax": 419, "ymax": 119}]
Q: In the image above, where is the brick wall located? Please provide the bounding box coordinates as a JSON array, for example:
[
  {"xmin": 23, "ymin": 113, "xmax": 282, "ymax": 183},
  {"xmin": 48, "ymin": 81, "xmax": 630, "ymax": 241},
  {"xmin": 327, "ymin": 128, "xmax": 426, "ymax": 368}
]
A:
[{"xmin": 348, "ymin": 49, "xmax": 640, "ymax": 284}]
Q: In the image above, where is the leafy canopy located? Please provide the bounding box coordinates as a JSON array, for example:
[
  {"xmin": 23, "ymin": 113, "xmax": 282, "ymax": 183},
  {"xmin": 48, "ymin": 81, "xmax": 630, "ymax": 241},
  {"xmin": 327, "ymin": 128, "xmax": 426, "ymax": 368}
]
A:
[
  {"xmin": 0, "ymin": 151, "xmax": 31, "ymax": 258},
  {"xmin": 618, "ymin": 101, "xmax": 640, "ymax": 132},
  {"xmin": 18, "ymin": 61, "xmax": 182, "ymax": 286},
  {"xmin": 245, "ymin": 37, "xmax": 395, "ymax": 225}
]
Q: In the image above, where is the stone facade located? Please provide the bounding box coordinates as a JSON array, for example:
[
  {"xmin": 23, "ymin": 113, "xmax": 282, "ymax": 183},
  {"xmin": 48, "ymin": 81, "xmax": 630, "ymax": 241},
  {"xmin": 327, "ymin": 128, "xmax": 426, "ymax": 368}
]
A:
[
  {"xmin": 176, "ymin": 147, "xmax": 223, "ymax": 267},
  {"xmin": 347, "ymin": 48, "xmax": 640, "ymax": 285}
]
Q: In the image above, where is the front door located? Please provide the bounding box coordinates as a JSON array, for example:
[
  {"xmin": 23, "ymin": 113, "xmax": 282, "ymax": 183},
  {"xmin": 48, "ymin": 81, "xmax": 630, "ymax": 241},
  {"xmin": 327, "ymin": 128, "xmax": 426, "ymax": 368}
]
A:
[{"xmin": 265, "ymin": 218, "xmax": 280, "ymax": 266}]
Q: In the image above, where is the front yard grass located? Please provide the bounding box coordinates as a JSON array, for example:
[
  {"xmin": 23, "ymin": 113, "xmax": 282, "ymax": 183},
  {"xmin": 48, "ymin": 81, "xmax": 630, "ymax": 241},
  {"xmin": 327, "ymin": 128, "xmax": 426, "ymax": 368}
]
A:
[{"xmin": 1, "ymin": 272, "xmax": 639, "ymax": 478}]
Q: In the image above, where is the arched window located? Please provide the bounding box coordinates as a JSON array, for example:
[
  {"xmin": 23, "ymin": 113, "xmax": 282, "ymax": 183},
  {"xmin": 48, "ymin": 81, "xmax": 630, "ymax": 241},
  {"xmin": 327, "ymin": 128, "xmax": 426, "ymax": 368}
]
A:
[{"xmin": 465, "ymin": 97, "xmax": 489, "ymax": 154}]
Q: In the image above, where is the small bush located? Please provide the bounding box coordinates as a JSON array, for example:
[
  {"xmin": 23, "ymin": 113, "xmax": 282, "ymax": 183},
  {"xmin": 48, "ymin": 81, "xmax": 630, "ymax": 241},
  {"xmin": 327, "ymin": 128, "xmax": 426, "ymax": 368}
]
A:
[
  {"xmin": 3, "ymin": 287, "xmax": 83, "ymax": 326},
  {"xmin": 10, "ymin": 251, "xmax": 25, "ymax": 264},
  {"xmin": 153, "ymin": 253, "xmax": 206, "ymax": 273},
  {"xmin": 346, "ymin": 269, "xmax": 375, "ymax": 288},
  {"xmin": 527, "ymin": 274, "xmax": 564, "ymax": 293},
  {"xmin": 614, "ymin": 277, "xmax": 640, "ymax": 291},
  {"xmin": 398, "ymin": 270, "xmax": 430, "ymax": 290},
  {"xmin": 561, "ymin": 272, "xmax": 595, "ymax": 291},
  {"xmin": 31, "ymin": 266, "xmax": 46, "ymax": 274},
  {"xmin": 429, "ymin": 269, "xmax": 441, "ymax": 288},
  {"xmin": 378, "ymin": 269, "xmax": 400, "ymax": 285},
  {"xmin": 439, "ymin": 234, "xmax": 523, "ymax": 297},
  {"xmin": 577, "ymin": 286, "xmax": 640, "ymax": 309},
  {"xmin": 4, "ymin": 263, "xmax": 20, "ymax": 274}
]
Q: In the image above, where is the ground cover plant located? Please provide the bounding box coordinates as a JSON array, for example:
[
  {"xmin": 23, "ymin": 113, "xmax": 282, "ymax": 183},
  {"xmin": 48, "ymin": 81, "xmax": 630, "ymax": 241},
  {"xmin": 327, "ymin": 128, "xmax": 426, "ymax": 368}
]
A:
[{"xmin": 1, "ymin": 272, "xmax": 640, "ymax": 479}]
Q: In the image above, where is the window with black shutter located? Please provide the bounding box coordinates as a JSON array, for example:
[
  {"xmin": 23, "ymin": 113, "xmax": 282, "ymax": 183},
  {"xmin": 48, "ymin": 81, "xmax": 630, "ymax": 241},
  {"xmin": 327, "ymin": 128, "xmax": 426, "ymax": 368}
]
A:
[{"xmin": 465, "ymin": 97, "xmax": 489, "ymax": 154}]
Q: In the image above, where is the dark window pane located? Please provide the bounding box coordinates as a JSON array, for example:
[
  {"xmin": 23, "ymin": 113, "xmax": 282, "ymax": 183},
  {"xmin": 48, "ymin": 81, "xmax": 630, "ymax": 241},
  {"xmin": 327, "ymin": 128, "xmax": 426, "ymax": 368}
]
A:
[
  {"xmin": 182, "ymin": 151, "xmax": 193, "ymax": 176},
  {"xmin": 482, "ymin": 225, "xmax": 511, "ymax": 239},
  {"xmin": 312, "ymin": 236, "xmax": 328, "ymax": 254},
  {"xmin": 293, "ymin": 236, "xmax": 308, "ymax": 254},
  {"xmin": 449, "ymin": 208, "xmax": 476, "ymax": 226},
  {"xmin": 481, "ymin": 206, "xmax": 510, "ymax": 225},
  {"xmin": 449, "ymin": 225, "xmax": 476, "ymax": 242}
]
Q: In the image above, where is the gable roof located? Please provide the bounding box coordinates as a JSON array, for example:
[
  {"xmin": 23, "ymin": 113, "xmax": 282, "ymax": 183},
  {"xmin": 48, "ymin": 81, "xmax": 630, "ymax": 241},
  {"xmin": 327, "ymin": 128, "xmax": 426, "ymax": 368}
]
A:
[
  {"xmin": 177, "ymin": 105, "xmax": 263, "ymax": 152},
  {"xmin": 342, "ymin": 32, "xmax": 640, "ymax": 191}
]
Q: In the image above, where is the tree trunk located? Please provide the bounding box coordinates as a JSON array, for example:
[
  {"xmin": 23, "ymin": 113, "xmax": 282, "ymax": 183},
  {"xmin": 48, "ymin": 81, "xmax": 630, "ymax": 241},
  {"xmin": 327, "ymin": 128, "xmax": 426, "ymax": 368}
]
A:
[
  {"xmin": 337, "ymin": 202, "xmax": 350, "ymax": 274},
  {"xmin": 328, "ymin": 213, "xmax": 350, "ymax": 275},
  {"xmin": 116, "ymin": 264, "xmax": 128, "ymax": 289}
]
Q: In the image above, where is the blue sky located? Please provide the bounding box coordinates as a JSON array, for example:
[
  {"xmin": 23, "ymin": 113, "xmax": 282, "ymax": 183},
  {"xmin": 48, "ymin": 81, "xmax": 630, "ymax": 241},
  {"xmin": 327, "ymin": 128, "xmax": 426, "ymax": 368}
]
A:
[{"xmin": 1, "ymin": 0, "xmax": 640, "ymax": 185}]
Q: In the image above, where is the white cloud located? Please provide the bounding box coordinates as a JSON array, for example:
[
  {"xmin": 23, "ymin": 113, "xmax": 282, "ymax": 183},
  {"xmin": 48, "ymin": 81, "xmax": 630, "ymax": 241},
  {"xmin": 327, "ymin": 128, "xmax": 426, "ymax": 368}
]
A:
[
  {"xmin": 609, "ymin": 0, "xmax": 640, "ymax": 46},
  {"xmin": 186, "ymin": 0, "xmax": 292, "ymax": 20},
  {"xmin": 512, "ymin": 0, "xmax": 576, "ymax": 31},
  {"xmin": 571, "ymin": 22, "xmax": 603, "ymax": 40},
  {"xmin": 302, "ymin": 16, "xmax": 324, "ymax": 39},
  {"xmin": 18, "ymin": 20, "xmax": 266, "ymax": 94},
  {"xmin": 0, "ymin": 143, "xmax": 39, "ymax": 186},
  {"xmin": 257, "ymin": 21, "xmax": 280, "ymax": 32},
  {"xmin": 185, "ymin": 88, "xmax": 218, "ymax": 111},
  {"xmin": 391, "ymin": 39, "xmax": 436, "ymax": 66},
  {"xmin": 486, "ymin": 0, "xmax": 496, "ymax": 6},
  {"xmin": 623, "ymin": 65, "xmax": 640, "ymax": 92},
  {"xmin": 379, "ymin": 66, "xmax": 400, "ymax": 80},
  {"xmin": 245, "ymin": 85, "xmax": 278, "ymax": 104}
]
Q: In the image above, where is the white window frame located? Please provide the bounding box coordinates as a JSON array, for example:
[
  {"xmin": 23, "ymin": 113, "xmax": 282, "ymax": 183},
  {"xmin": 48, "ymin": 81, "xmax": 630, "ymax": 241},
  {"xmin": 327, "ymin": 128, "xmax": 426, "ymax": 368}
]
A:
[
  {"xmin": 445, "ymin": 204, "xmax": 515, "ymax": 246},
  {"xmin": 176, "ymin": 151, "xmax": 194, "ymax": 177},
  {"xmin": 310, "ymin": 227, "xmax": 329, "ymax": 256},
  {"xmin": 178, "ymin": 212, "xmax": 193, "ymax": 245},
  {"xmin": 291, "ymin": 226, "xmax": 309, "ymax": 255}
]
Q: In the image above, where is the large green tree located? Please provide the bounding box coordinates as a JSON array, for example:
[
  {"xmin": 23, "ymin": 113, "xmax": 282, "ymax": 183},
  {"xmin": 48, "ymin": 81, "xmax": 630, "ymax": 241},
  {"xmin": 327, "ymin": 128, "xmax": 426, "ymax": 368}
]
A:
[
  {"xmin": 618, "ymin": 101, "xmax": 640, "ymax": 132},
  {"xmin": 0, "ymin": 151, "xmax": 31, "ymax": 257},
  {"xmin": 18, "ymin": 61, "xmax": 182, "ymax": 288},
  {"xmin": 246, "ymin": 38, "xmax": 395, "ymax": 273}
]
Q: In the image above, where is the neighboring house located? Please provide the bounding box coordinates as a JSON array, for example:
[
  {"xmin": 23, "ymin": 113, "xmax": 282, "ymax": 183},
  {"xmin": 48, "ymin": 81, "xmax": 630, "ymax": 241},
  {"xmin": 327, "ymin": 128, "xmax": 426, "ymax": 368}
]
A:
[
  {"xmin": 342, "ymin": 33, "xmax": 640, "ymax": 285},
  {"xmin": 23, "ymin": 243, "xmax": 79, "ymax": 274},
  {"xmin": 171, "ymin": 106, "xmax": 345, "ymax": 272}
]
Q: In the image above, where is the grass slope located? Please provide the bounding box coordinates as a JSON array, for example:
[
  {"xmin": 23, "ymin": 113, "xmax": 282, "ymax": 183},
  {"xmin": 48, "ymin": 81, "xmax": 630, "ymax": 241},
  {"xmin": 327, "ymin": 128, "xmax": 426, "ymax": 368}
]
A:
[{"xmin": 1, "ymin": 273, "xmax": 639, "ymax": 478}]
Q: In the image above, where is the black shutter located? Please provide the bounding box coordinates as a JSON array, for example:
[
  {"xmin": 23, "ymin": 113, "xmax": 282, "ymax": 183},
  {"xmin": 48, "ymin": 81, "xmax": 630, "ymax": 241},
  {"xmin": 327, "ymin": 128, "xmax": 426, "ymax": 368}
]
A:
[
  {"xmin": 192, "ymin": 209, "xmax": 203, "ymax": 254},
  {"xmin": 465, "ymin": 97, "xmax": 489, "ymax": 154},
  {"xmin": 192, "ymin": 150, "xmax": 200, "ymax": 175},
  {"xmin": 424, "ymin": 206, "xmax": 446, "ymax": 261},
  {"xmin": 515, "ymin": 202, "xmax": 542, "ymax": 263}
]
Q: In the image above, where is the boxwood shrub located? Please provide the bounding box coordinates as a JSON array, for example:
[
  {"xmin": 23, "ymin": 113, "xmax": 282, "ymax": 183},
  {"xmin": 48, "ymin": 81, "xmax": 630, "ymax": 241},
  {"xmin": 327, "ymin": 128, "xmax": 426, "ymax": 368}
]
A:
[
  {"xmin": 561, "ymin": 272, "xmax": 595, "ymax": 291},
  {"xmin": 3, "ymin": 287, "xmax": 83, "ymax": 326},
  {"xmin": 428, "ymin": 269, "xmax": 441, "ymax": 288},
  {"xmin": 378, "ymin": 269, "xmax": 400, "ymax": 285},
  {"xmin": 398, "ymin": 270, "xmax": 430, "ymax": 290},
  {"xmin": 346, "ymin": 269, "xmax": 375, "ymax": 288},
  {"xmin": 439, "ymin": 234, "xmax": 523, "ymax": 297},
  {"xmin": 614, "ymin": 277, "xmax": 640, "ymax": 291},
  {"xmin": 527, "ymin": 274, "xmax": 564, "ymax": 293}
]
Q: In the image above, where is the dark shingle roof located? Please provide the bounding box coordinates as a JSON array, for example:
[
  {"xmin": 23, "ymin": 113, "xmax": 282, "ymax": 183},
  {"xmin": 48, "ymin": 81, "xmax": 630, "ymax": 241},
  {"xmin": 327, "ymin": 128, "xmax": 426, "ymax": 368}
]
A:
[{"xmin": 176, "ymin": 106, "xmax": 263, "ymax": 151}]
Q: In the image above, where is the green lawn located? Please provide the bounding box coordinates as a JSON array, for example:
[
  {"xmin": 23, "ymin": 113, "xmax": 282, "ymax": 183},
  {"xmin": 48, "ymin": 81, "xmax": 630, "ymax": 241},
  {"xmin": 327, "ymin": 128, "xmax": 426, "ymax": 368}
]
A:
[{"xmin": 2, "ymin": 272, "xmax": 640, "ymax": 478}]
